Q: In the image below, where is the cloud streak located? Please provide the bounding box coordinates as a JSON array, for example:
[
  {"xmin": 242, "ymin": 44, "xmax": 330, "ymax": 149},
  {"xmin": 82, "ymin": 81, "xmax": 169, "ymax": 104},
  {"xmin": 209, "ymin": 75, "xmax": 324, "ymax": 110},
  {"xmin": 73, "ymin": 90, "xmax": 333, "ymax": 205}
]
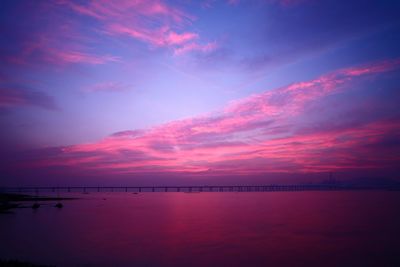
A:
[
  {"xmin": 83, "ymin": 82, "xmax": 129, "ymax": 93},
  {"xmin": 22, "ymin": 59, "xmax": 400, "ymax": 176},
  {"xmin": 0, "ymin": 2, "xmax": 120, "ymax": 67},
  {"xmin": 0, "ymin": 86, "xmax": 57, "ymax": 110},
  {"xmin": 0, "ymin": 72, "xmax": 57, "ymax": 110},
  {"xmin": 1, "ymin": 0, "xmax": 215, "ymax": 68},
  {"xmin": 61, "ymin": 0, "xmax": 216, "ymax": 56}
]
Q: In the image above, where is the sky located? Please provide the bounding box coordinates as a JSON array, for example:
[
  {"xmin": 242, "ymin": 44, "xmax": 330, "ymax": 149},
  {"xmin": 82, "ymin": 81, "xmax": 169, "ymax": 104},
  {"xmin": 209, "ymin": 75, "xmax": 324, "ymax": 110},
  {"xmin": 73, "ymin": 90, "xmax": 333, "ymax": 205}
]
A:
[{"xmin": 1, "ymin": 0, "xmax": 400, "ymax": 186}]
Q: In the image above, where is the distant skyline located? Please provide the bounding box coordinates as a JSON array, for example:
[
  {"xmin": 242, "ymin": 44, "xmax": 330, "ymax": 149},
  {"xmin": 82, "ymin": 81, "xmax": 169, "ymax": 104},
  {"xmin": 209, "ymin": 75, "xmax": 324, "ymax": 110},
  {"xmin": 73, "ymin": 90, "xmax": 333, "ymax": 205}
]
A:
[{"xmin": 1, "ymin": 0, "xmax": 400, "ymax": 185}]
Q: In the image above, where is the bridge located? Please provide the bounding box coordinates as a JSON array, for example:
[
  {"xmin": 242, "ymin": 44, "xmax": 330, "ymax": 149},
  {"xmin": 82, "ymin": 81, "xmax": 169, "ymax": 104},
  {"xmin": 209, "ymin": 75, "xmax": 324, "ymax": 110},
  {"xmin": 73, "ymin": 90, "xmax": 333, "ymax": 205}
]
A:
[{"xmin": 1, "ymin": 184, "xmax": 398, "ymax": 194}]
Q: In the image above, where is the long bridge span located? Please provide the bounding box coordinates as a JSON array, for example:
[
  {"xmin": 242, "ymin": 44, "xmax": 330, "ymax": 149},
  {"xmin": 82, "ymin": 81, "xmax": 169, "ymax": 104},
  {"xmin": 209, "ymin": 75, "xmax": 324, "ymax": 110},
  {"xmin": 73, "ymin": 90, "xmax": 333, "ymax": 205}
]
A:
[{"xmin": 1, "ymin": 184, "xmax": 398, "ymax": 194}]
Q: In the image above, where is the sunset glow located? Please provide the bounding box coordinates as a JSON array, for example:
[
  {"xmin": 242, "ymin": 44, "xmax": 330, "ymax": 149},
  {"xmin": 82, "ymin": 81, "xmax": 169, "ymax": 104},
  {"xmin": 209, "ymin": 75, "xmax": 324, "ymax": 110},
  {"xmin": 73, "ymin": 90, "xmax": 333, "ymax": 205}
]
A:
[{"xmin": 1, "ymin": 0, "xmax": 399, "ymax": 185}]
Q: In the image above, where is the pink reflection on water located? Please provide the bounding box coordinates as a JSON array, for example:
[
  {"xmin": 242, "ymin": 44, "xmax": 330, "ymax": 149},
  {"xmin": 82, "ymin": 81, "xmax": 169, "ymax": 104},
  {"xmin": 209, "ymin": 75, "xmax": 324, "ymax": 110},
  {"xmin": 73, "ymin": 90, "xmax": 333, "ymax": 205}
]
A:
[{"xmin": 1, "ymin": 192, "xmax": 400, "ymax": 266}]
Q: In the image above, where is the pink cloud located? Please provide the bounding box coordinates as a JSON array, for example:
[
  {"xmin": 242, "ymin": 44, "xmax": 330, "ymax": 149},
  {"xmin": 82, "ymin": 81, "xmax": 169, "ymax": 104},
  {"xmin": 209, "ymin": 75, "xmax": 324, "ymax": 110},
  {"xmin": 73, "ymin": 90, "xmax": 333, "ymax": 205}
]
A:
[
  {"xmin": 61, "ymin": 0, "xmax": 192, "ymax": 23},
  {"xmin": 5, "ymin": 0, "xmax": 210, "ymax": 67},
  {"xmin": 24, "ymin": 59, "xmax": 400, "ymax": 175},
  {"xmin": 45, "ymin": 49, "xmax": 119, "ymax": 65},
  {"xmin": 166, "ymin": 32, "xmax": 199, "ymax": 46},
  {"xmin": 227, "ymin": 58, "xmax": 400, "ymax": 117},
  {"xmin": 105, "ymin": 24, "xmax": 195, "ymax": 48},
  {"xmin": 60, "ymin": 0, "xmax": 214, "ymax": 55},
  {"xmin": 4, "ymin": 17, "xmax": 118, "ymax": 66},
  {"xmin": 339, "ymin": 59, "xmax": 400, "ymax": 76},
  {"xmin": 14, "ymin": 41, "xmax": 119, "ymax": 66}
]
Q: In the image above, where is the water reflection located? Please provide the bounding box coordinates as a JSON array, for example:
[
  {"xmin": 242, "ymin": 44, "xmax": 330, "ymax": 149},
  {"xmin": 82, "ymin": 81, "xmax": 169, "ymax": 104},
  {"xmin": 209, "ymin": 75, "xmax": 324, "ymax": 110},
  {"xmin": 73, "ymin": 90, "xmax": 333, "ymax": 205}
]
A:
[{"xmin": 1, "ymin": 192, "xmax": 400, "ymax": 266}]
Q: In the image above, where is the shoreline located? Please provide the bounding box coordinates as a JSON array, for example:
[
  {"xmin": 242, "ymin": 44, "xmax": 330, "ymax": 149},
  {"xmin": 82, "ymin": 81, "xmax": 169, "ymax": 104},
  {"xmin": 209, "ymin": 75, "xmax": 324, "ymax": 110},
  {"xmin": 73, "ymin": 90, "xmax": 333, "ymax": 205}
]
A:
[{"xmin": 0, "ymin": 193, "xmax": 77, "ymax": 213}]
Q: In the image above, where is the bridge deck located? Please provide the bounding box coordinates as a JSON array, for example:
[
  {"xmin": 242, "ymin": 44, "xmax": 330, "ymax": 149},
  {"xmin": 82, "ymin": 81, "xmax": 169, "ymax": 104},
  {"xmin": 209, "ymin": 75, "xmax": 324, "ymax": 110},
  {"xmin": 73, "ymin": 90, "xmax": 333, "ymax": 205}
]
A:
[{"xmin": 1, "ymin": 185, "xmax": 398, "ymax": 193}]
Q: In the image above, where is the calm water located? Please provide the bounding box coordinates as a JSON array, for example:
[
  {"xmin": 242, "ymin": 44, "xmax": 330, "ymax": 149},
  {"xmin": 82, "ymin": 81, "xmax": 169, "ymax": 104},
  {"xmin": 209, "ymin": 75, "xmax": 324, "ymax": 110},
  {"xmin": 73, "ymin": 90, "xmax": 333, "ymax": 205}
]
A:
[{"xmin": 1, "ymin": 192, "xmax": 400, "ymax": 267}]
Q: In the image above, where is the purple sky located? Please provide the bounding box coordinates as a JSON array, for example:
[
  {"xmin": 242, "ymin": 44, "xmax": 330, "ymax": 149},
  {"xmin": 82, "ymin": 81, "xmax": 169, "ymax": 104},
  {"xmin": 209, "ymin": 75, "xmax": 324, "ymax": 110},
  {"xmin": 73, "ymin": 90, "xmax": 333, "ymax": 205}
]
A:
[{"xmin": 1, "ymin": 0, "xmax": 400, "ymax": 185}]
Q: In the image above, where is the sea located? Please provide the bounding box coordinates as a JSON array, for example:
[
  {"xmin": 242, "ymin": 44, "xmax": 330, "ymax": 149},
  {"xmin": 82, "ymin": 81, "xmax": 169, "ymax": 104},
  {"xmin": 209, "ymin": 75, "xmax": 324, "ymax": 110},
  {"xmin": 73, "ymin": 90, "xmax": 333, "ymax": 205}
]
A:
[{"xmin": 1, "ymin": 191, "xmax": 400, "ymax": 266}]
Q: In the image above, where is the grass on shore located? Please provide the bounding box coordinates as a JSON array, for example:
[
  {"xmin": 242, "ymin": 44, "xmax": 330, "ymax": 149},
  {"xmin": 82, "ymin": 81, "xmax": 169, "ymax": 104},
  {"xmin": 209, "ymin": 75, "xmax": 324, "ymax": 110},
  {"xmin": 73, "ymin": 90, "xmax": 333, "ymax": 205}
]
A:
[{"xmin": 0, "ymin": 259, "xmax": 54, "ymax": 267}]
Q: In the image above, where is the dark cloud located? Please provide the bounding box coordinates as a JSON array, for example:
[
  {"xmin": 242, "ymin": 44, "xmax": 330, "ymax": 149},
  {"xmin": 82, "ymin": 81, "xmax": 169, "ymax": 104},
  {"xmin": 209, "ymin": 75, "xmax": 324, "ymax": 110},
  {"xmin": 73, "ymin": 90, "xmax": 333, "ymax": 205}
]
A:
[
  {"xmin": 0, "ymin": 86, "xmax": 57, "ymax": 110},
  {"xmin": 110, "ymin": 130, "xmax": 146, "ymax": 138}
]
